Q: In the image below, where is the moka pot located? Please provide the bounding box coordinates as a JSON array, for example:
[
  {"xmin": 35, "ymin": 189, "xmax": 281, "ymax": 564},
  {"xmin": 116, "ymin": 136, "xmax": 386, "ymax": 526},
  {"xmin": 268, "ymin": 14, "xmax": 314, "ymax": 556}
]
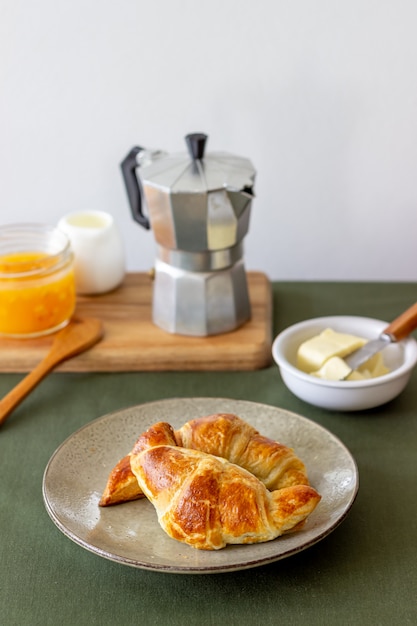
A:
[{"xmin": 120, "ymin": 133, "xmax": 256, "ymax": 336}]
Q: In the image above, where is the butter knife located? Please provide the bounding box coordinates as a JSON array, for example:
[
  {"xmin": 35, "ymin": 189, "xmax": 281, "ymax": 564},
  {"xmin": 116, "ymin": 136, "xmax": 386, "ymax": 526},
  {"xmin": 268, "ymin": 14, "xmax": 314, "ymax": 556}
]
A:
[{"xmin": 342, "ymin": 302, "xmax": 417, "ymax": 378}]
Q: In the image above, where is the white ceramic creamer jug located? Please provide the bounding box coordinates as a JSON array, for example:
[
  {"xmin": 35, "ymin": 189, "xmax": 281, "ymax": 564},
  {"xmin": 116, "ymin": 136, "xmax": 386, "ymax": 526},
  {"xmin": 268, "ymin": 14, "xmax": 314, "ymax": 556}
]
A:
[{"xmin": 58, "ymin": 210, "xmax": 125, "ymax": 294}]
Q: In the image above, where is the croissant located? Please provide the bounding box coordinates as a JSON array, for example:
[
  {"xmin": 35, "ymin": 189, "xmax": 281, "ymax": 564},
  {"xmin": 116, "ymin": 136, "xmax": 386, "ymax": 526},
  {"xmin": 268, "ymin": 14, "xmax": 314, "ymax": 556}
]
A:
[
  {"xmin": 99, "ymin": 413, "xmax": 309, "ymax": 507},
  {"xmin": 99, "ymin": 453, "xmax": 143, "ymax": 506},
  {"xmin": 99, "ymin": 454, "xmax": 145, "ymax": 506},
  {"xmin": 129, "ymin": 422, "xmax": 321, "ymax": 550},
  {"xmin": 176, "ymin": 413, "xmax": 309, "ymax": 490}
]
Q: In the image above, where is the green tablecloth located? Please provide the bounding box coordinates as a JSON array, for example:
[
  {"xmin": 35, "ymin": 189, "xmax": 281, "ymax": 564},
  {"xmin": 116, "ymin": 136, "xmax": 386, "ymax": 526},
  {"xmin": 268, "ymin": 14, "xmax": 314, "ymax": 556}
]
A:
[{"xmin": 1, "ymin": 282, "xmax": 416, "ymax": 626}]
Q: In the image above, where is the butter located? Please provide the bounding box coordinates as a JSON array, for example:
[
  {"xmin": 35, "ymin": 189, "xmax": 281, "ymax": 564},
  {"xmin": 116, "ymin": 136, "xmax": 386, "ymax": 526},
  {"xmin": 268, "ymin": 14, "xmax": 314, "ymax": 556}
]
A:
[
  {"xmin": 310, "ymin": 356, "xmax": 352, "ymax": 380},
  {"xmin": 350, "ymin": 352, "xmax": 390, "ymax": 379},
  {"xmin": 297, "ymin": 328, "xmax": 367, "ymax": 373},
  {"xmin": 297, "ymin": 328, "xmax": 390, "ymax": 381},
  {"xmin": 311, "ymin": 352, "xmax": 389, "ymax": 381}
]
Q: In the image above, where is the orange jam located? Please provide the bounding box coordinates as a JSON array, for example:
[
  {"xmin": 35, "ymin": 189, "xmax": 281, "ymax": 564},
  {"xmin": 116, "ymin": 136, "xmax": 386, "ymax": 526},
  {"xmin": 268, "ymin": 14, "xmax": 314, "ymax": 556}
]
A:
[{"xmin": 0, "ymin": 225, "xmax": 76, "ymax": 337}]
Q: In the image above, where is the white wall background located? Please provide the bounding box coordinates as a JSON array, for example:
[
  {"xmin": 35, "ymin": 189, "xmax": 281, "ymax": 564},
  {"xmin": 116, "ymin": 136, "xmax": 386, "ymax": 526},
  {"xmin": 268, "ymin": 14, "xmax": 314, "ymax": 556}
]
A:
[{"xmin": 1, "ymin": 0, "xmax": 417, "ymax": 281}]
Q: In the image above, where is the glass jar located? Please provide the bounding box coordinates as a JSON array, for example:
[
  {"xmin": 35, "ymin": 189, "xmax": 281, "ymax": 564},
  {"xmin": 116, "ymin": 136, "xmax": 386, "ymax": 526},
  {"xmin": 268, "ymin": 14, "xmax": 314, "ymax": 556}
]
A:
[{"xmin": 0, "ymin": 223, "xmax": 76, "ymax": 337}]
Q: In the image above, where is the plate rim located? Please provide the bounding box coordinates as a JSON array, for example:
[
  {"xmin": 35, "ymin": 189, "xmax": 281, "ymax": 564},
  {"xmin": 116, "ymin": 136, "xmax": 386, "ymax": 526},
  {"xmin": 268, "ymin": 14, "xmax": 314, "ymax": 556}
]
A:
[{"xmin": 42, "ymin": 397, "xmax": 359, "ymax": 574}]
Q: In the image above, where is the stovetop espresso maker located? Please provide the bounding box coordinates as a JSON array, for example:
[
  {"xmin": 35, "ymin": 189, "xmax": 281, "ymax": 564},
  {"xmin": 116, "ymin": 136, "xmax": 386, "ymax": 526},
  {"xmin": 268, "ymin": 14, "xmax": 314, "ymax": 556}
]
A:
[{"xmin": 121, "ymin": 133, "xmax": 256, "ymax": 336}]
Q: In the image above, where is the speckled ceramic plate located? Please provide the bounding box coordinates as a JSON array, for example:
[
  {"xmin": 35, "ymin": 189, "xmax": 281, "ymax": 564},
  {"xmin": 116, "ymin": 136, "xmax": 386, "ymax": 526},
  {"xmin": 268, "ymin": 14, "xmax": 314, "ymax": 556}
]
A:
[{"xmin": 42, "ymin": 398, "xmax": 358, "ymax": 574}]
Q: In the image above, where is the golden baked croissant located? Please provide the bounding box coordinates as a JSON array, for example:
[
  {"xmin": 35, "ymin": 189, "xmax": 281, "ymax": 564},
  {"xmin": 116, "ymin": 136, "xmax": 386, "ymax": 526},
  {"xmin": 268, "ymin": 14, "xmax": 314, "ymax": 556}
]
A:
[
  {"xmin": 176, "ymin": 413, "xmax": 309, "ymax": 490},
  {"xmin": 99, "ymin": 413, "xmax": 309, "ymax": 507},
  {"xmin": 129, "ymin": 421, "xmax": 321, "ymax": 550},
  {"xmin": 99, "ymin": 454, "xmax": 143, "ymax": 506},
  {"xmin": 100, "ymin": 452, "xmax": 143, "ymax": 506}
]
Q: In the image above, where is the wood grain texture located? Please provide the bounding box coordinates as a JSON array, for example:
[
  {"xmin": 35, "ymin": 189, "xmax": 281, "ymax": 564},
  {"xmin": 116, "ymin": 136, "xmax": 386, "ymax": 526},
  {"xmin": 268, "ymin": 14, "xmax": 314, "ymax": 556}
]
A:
[{"xmin": 0, "ymin": 272, "xmax": 272, "ymax": 372}]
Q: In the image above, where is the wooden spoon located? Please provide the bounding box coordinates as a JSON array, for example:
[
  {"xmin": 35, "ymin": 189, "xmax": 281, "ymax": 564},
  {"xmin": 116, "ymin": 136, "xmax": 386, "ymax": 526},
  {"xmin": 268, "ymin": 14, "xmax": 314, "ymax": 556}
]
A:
[{"xmin": 0, "ymin": 316, "xmax": 103, "ymax": 427}]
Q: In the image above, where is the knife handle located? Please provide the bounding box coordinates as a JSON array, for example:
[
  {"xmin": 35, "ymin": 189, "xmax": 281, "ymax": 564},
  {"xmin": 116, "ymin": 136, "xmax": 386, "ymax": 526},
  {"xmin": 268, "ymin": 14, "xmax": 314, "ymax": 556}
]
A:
[{"xmin": 384, "ymin": 302, "xmax": 417, "ymax": 341}]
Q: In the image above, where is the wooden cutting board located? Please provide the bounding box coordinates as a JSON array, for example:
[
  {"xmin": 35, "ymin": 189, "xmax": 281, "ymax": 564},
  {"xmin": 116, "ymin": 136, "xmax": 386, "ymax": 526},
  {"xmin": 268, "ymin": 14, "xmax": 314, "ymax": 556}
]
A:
[{"xmin": 0, "ymin": 271, "xmax": 273, "ymax": 372}]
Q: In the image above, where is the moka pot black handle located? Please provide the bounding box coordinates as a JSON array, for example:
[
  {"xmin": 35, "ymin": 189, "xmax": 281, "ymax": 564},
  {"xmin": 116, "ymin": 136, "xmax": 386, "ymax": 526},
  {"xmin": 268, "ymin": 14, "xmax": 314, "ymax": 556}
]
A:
[{"xmin": 120, "ymin": 147, "xmax": 150, "ymax": 230}]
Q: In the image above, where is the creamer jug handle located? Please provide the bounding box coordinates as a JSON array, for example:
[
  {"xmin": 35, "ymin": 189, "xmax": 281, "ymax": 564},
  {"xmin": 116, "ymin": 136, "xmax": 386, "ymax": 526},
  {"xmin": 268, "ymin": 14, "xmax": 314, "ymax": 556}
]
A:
[{"xmin": 120, "ymin": 147, "xmax": 150, "ymax": 230}]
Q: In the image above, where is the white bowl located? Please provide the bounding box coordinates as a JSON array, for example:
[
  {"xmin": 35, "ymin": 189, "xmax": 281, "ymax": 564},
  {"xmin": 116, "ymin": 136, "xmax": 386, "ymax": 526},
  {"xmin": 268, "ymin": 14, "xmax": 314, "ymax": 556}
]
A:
[{"xmin": 272, "ymin": 315, "xmax": 417, "ymax": 412}]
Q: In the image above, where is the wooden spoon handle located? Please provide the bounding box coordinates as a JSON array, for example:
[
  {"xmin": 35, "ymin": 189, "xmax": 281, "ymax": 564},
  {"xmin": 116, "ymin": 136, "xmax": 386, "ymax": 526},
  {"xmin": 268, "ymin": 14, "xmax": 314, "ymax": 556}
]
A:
[
  {"xmin": 0, "ymin": 317, "xmax": 103, "ymax": 428},
  {"xmin": 0, "ymin": 355, "xmax": 57, "ymax": 426},
  {"xmin": 384, "ymin": 302, "xmax": 417, "ymax": 341}
]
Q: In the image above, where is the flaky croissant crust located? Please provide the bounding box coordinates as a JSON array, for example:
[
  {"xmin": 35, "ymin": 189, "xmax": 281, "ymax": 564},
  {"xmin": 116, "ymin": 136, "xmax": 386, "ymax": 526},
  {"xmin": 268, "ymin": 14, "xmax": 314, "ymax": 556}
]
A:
[
  {"xmin": 176, "ymin": 413, "xmax": 309, "ymax": 490},
  {"xmin": 129, "ymin": 422, "xmax": 321, "ymax": 550},
  {"xmin": 100, "ymin": 413, "xmax": 310, "ymax": 507}
]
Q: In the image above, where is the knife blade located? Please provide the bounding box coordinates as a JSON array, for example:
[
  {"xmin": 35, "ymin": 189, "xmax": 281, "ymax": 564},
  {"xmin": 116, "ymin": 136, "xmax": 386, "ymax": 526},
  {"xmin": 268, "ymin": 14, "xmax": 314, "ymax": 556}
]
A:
[{"xmin": 342, "ymin": 301, "xmax": 417, "ymax": 378}]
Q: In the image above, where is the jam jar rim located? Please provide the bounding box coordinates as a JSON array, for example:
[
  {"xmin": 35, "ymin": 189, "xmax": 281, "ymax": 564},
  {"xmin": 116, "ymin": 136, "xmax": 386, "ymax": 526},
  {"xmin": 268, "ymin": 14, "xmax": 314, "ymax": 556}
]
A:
[{"xmin": 0, "ymin": 223, "xmax": 73, "ymax": 280}]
